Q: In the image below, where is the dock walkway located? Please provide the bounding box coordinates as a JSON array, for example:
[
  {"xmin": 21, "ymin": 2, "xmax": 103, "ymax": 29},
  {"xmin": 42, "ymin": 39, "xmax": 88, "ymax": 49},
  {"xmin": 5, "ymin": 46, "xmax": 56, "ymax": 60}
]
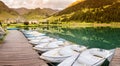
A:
[
  {"xmin": 0, "ymin": 30, "xmax": 48, "ymax": 66},
  {"xmin": 110, "ymin": 48, "xmax": 120, "ymax": 66}
]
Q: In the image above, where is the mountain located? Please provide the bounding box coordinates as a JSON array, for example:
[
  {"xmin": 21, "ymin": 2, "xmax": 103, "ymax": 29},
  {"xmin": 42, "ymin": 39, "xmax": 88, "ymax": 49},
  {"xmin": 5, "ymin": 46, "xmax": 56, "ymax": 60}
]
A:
[
  {"xmin": 0, "ymin": 1, "xmax": 9, "ymax": 11},
  {"xmin": 0, "ymin": 1, "xmax": 18, "ymax": 20},
  {"xmin": 23, "ymin": 8, "xmax": 59, "ymax": 20},
  {"xmin": 56, "ymin": 0, "xmax": 120, "ymax": 22},
  {"xmin": 13, "ymin": 7, "xmax": 31, "ymax": 15},
  {"xmin": 0, "ymin": 1, "xmax": 59, "ymax": 21}
]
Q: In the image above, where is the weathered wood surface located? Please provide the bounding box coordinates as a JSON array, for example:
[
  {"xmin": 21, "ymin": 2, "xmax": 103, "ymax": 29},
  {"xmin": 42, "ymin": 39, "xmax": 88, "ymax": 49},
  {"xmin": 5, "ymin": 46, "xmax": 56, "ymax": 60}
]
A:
[
  {"xmin": 0, "ymin": 30, "xmax": 48, "ymax": 66},
  {"xmin": 110, "ymin": 48, "xmax": 120, "ymax": 66}
]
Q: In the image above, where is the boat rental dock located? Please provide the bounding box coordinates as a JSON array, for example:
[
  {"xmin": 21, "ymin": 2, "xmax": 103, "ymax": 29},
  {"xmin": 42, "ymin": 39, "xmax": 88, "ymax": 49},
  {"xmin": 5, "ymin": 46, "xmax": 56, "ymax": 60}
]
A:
[
  {"xmin": 0, "ymin": 30, "xmax": 120, "ymax": 66},
  {"xmin": 0, "ymin": 30, "xmax": 48, "ymax": 66}
]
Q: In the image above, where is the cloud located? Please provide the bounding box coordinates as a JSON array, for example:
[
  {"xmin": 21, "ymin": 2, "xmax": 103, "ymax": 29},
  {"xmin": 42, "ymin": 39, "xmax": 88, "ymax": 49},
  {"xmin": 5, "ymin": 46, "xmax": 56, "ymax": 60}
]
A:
[
  {"xmin": 42, "ymin": 0, "xmax": 76, "ymax": 9},
  {"xmin": 1, "ymin": 0, "xmax": 76, "ymax": 9}
]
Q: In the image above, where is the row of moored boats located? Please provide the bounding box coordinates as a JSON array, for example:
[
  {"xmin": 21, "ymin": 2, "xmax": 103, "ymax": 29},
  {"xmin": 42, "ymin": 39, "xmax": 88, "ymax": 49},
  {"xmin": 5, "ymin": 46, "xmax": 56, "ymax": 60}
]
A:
[{"xmin": 21, "ymin": 30, "xmax": 115, "ymax": 66}]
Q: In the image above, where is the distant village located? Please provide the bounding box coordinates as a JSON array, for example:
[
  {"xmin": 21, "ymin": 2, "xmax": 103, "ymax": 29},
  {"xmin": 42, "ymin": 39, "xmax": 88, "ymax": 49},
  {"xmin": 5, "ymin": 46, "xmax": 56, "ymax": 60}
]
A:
[{"xmin": 1, "ymin": 17, "xmax": 49, "ymax": 24}]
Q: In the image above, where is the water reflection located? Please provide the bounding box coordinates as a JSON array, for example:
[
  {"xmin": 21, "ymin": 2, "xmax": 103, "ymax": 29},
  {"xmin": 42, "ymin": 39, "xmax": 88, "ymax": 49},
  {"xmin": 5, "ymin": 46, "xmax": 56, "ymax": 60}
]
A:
[{"xmin": 22, "ymin": 26, "xmax": 120, "ymax": 49}]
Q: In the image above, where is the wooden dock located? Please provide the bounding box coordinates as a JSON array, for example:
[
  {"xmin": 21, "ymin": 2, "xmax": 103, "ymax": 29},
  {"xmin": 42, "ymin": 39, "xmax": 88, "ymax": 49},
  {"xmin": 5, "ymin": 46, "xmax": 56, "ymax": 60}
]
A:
[
  {"xmin": 110, "ymin": 48, "xmax": 120, "ymax": 66},
  {"xmin": 0, "ymin": 30, "xmax": 48, "ymax": 66}
]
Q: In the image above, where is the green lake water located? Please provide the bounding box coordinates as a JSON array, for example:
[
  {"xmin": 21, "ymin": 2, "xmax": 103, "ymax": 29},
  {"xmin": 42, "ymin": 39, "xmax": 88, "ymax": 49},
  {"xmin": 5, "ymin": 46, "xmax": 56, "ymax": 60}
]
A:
[
  {"xmin": 18, "ymin": 25, "xmax": 120, "ymax": 66},
  {"xmin": 23, "ymin": 25, "xmax": 120, "ymax": 49}
]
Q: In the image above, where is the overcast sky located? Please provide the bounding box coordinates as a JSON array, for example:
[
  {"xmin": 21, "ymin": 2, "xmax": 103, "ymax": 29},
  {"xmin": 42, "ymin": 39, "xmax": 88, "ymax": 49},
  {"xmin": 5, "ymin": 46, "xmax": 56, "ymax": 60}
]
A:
[{"xmin": 1, "ymin": 0, "xmax": 76, "ymax": 10}]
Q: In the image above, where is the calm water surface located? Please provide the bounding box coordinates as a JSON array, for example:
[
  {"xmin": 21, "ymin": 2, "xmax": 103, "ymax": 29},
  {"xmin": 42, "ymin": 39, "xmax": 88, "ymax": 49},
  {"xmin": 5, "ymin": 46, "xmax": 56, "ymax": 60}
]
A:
[
  {"xmin": 23, "ymin": 25, "xmax": 120, "ymax": 49},
  {"xmin": 19, "ymin": 25, "xmax": 120, "ymax": 66}
]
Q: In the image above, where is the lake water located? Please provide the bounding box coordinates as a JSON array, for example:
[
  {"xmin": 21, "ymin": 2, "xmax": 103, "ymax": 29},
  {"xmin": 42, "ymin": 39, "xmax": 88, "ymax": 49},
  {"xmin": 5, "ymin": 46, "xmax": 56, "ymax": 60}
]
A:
[
  {"xmin": 18, "ymin": 25, "xmax": 120, "ymax": 66},
  {"xmin": 22, "ymin": 25, "xmax": 120, "ymax": 49}
]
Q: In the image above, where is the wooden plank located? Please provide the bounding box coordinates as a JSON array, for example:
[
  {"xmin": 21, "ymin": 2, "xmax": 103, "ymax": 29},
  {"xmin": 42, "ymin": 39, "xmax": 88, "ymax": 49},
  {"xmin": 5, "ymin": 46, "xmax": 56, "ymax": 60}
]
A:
[
  {"xmin": 110, "ymin": 48, "xmax": 120, "ymax": 66},
  {"xmin": 0, "ymin": 30, "xmax": 48, "ymax": 66}
]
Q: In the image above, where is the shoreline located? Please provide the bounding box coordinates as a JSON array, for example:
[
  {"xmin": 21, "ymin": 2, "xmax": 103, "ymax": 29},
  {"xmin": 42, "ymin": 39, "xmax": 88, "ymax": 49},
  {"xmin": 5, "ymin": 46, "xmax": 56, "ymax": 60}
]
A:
[{"xmin": 2, "ymin": 22, "xmax": 120, "ymax": 28}]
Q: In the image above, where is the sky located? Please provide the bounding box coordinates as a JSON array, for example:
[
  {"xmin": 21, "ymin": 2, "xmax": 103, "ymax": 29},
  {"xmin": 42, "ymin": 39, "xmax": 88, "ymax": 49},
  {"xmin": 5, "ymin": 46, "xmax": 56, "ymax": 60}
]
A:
[{"xmin": 1, "ymin": 0, "xmax": 76, "ymax": 10}]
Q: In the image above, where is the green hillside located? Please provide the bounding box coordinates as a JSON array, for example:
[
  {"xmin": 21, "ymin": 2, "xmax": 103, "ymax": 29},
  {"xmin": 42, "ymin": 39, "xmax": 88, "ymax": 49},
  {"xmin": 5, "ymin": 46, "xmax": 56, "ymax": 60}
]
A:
[
  {"xmin": 23, "ymin": 8, "xmax": 58, "ymax": 20},
  {"xmin": 55, "ymin": 0, "xmax": 120, "ymax": 23},
  {"xmin": 0, "ymin": 1, "xmax": 18, "ymax": 20},
  {"xmin": 13, "ymin": 7, "xmax": 31, "ymax": 15},
  {"xmin": 0, "ymin": 1, "xmax": 58, "ymax": 21}
]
